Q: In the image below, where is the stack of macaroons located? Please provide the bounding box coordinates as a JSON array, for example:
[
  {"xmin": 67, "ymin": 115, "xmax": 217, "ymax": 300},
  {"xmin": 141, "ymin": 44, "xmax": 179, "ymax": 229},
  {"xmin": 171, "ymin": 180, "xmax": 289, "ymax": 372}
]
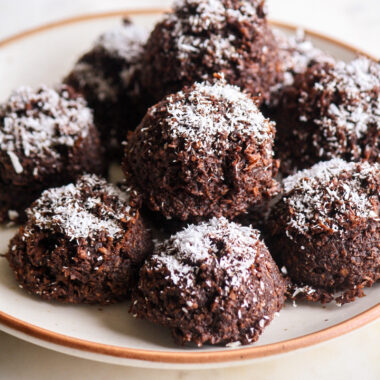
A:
[{"xmin": 2, "ymin": 0, "xmax": 380, "ymax": 348}]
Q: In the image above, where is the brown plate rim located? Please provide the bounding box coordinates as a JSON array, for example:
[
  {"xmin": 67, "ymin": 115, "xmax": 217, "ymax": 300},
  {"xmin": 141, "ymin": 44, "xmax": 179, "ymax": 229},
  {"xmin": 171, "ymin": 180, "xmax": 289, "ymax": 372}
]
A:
[{"xmin": 0, "ymin": 8, "xmax": 379, "ymax": 365}]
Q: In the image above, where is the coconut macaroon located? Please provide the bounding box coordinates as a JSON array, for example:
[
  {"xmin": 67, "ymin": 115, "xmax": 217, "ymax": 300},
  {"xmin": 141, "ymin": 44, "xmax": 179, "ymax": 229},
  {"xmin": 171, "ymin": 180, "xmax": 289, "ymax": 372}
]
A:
[
  {"xmin": 274, "ymin": 57, "xmax": 380, "ymax": 174},
  {"xmin": 130, "ymin": 217, "xmax": 287, "ymax": 347},
  {"xmin": 137, "ymin": 0, "xmax": 283, "ymax": 109},
  {"xmin": 64, "ymin": 19, "xmax": 149, "ymax": 157},
  {"xmin": 123, "ymin": 79, "xmax": 280, "ymax": 222},
  {"xmin": 6, "ymin": 174, "xmax": 153, "ymax": 304},
  {"xmin": 0, "ymin": 85, "xmax": 105, "ymax": 223},
  {"xmin": 268, "ymin": 159, "xmax": 380, "ymax": 304}
]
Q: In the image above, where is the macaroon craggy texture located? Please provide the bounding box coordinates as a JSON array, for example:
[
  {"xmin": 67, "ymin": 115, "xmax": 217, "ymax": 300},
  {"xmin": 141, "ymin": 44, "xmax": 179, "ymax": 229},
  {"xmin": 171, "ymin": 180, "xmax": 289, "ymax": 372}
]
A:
[
  {"xmin": 0, "ymin": 85, "xmax": 105, "ymax": 223},
  {"xmin": 137, "ymin": 0, "xmax": 283, "ymax": 109},
  {"xmin": 268, "ymin": 158, "xmax": 380, "ymax": 304},
  {"xmin": 64, "ymin": 19, "xmax": 149, "ymax": 158},
  {"xmin": 124, "ymin": 80, "xmax": 280, "ymax": 222},
  {"xmin": 130, "ymin": 217, "xmax": 286, "ymax": 346},
  {"xmin": 274, "ymin": 57, "xmax": 380, "ymax": 174},
  {"xmin": 6, "ymin": 174, "xmax": 153, "ymax": 304}
]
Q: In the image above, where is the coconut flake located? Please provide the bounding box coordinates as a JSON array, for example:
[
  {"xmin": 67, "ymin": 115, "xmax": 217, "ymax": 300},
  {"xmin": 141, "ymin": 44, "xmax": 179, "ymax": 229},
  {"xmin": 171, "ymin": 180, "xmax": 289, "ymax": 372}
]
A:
[
  {"xmin": 8, "ymin": 210, "xmax": 19, "ymax": 221},
  {"xmin": 292, "ymin": 285, "xmax": 316, "ymax": 298},
  {"xmin": 7, "ymin": 151, "xmax": 23, "ymax": 173},
  {"xmin": 226, "ymin": 341, "xmax": 242, "ymax": 348}
]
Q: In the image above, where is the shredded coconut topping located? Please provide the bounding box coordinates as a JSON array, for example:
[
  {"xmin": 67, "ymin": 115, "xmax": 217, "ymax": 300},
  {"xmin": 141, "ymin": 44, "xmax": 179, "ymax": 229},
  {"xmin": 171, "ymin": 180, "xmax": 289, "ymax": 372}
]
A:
[
  {"xmin": 69, "ymin": 21, "xmax": 148, "ymax": 102},
  {"xmin": 167, "ymin": 0, "xmax": 264, "ymax": 70},
  {"xmin": 303, "ymin": 57, "xmax": 380, "ymax": 156},
  {"xmin": 274, "ymin": 29, "xmax": 334, "ymax": 88},
  {"xmin": 94, "ymin": 21, "xmax": 149, "ymax": 62},
  {"xmin": 150, "ymin": 216, "xmax": 262, "ymax": 292},
  {"xmin": 326, "ymin": 57, "xmax": 380, "ymax": 94},
  {"xmin": 0, "ymin": 85, "xmax": 92, "ymax": 173},
  {"xmin": 151, "ymin": 80, "xmax": 274, "ymax": 154},
  {"xmin": 25, "ymin": 174, "xmax": 133, "ymax": 241},
  {"xmin": 291, "ymin": 285, "xmax": 316, "ymax": 298},
  {"xmin": 283, "ymin": 158, "xmax": 380, "ymax": 235}
]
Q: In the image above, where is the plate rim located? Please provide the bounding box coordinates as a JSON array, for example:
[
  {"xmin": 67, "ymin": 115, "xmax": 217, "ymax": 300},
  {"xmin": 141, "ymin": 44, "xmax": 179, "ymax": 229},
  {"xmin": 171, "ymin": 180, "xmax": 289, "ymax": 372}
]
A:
[{"xmin": 0, "ymin": 8, "xmax": 378, "ymax": 365}]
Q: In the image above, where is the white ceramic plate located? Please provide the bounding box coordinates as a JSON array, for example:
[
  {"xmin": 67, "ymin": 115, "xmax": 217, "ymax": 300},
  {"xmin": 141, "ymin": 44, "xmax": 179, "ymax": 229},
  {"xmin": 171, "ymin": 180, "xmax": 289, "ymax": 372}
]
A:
[{"xmin": 0, "ymin": 9, "xmax": 379, "ymax": 370}]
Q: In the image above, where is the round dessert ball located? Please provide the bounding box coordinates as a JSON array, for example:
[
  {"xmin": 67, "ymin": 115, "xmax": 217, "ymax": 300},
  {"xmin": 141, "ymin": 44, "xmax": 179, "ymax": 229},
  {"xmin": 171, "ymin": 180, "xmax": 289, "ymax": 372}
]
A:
[
  {"xmin": 130, "ymin": 217, "xmax": 286, "ymax": 347},
  {"xmin": 64, "ymin": 19, "xmax": 149, "ymax": 157},
  {"xmin": 0, "ymin": 85, "xmax": 105, "ymax": 223},
  {"xmin": 6, "ymin": 174, "xmax": 153, "ymax": 304},
  {"xmin": 137, "ymin": 0, "xmax": 283, "ymax": 109},
  {"xmin": 123, "ymin": 80, "xmax": 280, "ymax": 222},
  {"xmin": 268, "ymin": 159, "xmax": 380, "ymax": 304},
  {"xmin": 274, "ymin": 57, "xmax": 380, "ymax": 175}
]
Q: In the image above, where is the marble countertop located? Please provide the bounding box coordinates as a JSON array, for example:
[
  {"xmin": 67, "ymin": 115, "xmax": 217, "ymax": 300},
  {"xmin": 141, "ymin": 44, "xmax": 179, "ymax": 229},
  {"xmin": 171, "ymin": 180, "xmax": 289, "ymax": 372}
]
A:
[{"xmin": 0, "ymin": 0, "xmax": 379, "ymax": 379}]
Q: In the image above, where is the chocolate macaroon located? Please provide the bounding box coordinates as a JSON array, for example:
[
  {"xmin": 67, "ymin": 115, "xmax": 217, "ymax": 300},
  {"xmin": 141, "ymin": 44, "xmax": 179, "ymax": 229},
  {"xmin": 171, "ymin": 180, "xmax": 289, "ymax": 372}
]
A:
[
  {"xmin": 123, "ymin": 79, "xmax": 280, "ymax": 222},
  {"xmin": 268, "ymin": 159, "xmax": 380, "ymax": 304},
  {"xmin": 274, "ymin": 57, "xmax": 380, "ymax": 175},
  {"xmin": 64, "ymin": 19, "xmax": 149, "ymax": 158},
  {"xmin": 137, "ymin": 0, "xmax": 283, "ymax": 109},
  {"xmin": 0, "ymin": 85, "xmax": 105, "ymax": 223},
  {"xmin": 6, "ymin": 174, "xmax": 153, "ymax": 304},
  {"xmin": 131, "ymin": 216, "xmax": 287, "ymax": 347}
]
